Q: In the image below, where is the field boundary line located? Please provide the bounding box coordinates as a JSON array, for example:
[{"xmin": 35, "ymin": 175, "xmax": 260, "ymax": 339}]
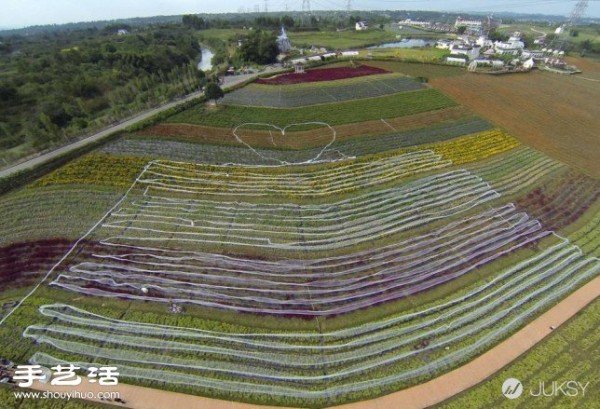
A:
[
  {"xmin": 0, "ymin": 161, "xmax": 155, "ymax": 327},
  {"xmin": 575, "ymin": 76, "xmax": 600, "ymax": 82},
  {"xmin": 380, "ymin": 118, "xmax": 397, "ymax": 132}
]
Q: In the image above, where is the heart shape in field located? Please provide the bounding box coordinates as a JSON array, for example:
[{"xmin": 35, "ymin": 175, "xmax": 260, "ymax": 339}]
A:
[{"xmin": 232, "ymin": 122, "xmax": 348, "ymax": 165}]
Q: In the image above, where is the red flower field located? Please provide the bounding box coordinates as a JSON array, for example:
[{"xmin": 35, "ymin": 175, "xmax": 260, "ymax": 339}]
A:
[{"xmin": 256, "ymin": 65, "xmax": 389, "ymax": 85}]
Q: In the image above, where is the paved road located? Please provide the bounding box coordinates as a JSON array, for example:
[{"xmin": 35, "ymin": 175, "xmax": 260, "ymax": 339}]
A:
[{"xmin": 0, "ymin": 68, "xmax": 280, "ymax": 179}]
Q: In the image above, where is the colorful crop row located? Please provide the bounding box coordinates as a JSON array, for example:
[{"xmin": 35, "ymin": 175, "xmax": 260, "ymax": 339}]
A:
[
  {"xmin": 0, "ymin": 186, "xmax": 121, "ymax": 246},
  {"xmin": 255, "ymin": 64, "xmax": 389, "ymax": 85},
  {"xmin": 166, "ymin": 89, "xmax": 457, "ymax": 129},
  {"xmin": 53, "ymin": 202, "xmax": 548, "ymax": 315},
  {"xmin": 222, "ymin": 74, "xmax": 425, "ymax": 107},
  {"xmin": 31, "ymin": 154, "xmax": 149, "ymax": 189},
  {"xmin": 102, "ymin": 117, "xmax": 491, "ymax": 166}
]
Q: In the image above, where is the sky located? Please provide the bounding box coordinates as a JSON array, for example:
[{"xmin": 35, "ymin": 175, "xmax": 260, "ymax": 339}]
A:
[{"xmin": 1, "ymin": 0, "xmax": 599, "ymax": 29}]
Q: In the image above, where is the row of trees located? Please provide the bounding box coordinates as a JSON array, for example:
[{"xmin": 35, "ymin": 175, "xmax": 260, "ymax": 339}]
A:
[{"xmin": 0, "ymin": 24, "xmax": 207, "ymax": 161}]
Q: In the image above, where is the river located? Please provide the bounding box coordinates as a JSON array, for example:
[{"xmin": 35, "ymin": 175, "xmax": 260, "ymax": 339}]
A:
[{"xmin": 197, "ymin": 48, "xmax": 214, "ymax": 72}]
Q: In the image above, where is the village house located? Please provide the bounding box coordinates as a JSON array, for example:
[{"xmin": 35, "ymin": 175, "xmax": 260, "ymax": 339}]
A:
[{"xmin": 355, "ymin": 21, "xmax": 368, "ymax": 31}]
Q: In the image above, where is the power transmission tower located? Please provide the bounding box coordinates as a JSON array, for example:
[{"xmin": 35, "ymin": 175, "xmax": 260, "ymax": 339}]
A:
[
  {"xmin": 302, "ymin": 0, "xmax": 311, "ymax": 13},
  {"xmin": 264, "ymin": 0, "xmax": 268, "ymax": 13},
  {"xmin": 346, "ymin": 0, "xmax": 352, "ymax": 12},
  {"xmin": 285, "ymin": 0, "xmax": 288, "ymax": 12},
  {"xmin": 552, "ymin": 0, "xmax": 588, "ymax": 51},
  {"xmin": 568, "ymin": 0, "xmax": 588, "ymax": 26}
]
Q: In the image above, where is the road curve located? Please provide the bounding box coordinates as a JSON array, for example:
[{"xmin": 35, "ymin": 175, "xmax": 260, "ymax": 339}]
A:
[
  {"xmin": 0, "ymin": 70, "xmax": 276, "ymax": 180},
  {"xmin": 29, "ymin": 274, "xmax": 600, "ymax": 409}
]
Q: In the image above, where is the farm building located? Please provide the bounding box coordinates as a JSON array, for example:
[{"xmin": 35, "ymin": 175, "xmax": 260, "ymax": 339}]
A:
[
  {"xmin": 398, "ymin": 19, "xmax": 430, "ymax": 28},
  {"xmin": 476, "ymin": 36, "xmax": 493, "ymax": 48},
  {"xmin": 454, "ymin": 17, "xmax": 482, "ymax": 31},
  {"xmin": 522, "ymin": 50, "xmax": 545, "ymax": 59},
  {"xmin": 355, "ymin": 21, "xmax": 368, "ymax": 31},
  {"xmin": 523, "ymin": 58, "xmax": 535, "ymax": 70},
  {"xmin": 446, "ymin": 55, "xmax": 469, "ymax": 66},
  {"xmin": 450, "ymin": 45, "xmax": 481, "ymax": 61},
  {"xmin": 494, "ymin": 40, "xmax": 524, "ymax": 56},
  {"xmin": 436, "ymin": 39, "xmax": 453, "ymax": 49}
]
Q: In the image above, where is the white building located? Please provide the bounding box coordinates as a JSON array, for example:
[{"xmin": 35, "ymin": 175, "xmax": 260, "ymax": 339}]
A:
[
  {"xmin": 399, "ymin": 19, "xmax": 430, "ymax": 28},
  {"xmin": 454, "ymin": 17, "xmax": 482, "ymax": 31},
  {"xmin": 522, "ymin": 50, "xmax": 545, "ymax": 59},
  {"xmin": 446, "ymin": 55, "xmax": 469, "ymax": 66},
  {"xmin": 436, "ymin": 39, "xmax": 453, "ymax": 49},
  {"xmin": 450, "ymin": 45, "xmax": 481, "ymax": 61},
  {"xmin": 494, "ymin": 40, "xmax": 525, "ymax": 56},
  {"xmin": 476, "ymin": 36, "xmax": 493, "ymax": 48},
  {"xmin": 355, "ymin": 21, "xmax": 368, "ymax": 31}
]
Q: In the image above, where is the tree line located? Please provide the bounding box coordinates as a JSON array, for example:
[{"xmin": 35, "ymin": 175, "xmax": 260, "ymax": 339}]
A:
[{"xmin": 0, "ymin": 24, "xmax": 207, "ymax": 164}]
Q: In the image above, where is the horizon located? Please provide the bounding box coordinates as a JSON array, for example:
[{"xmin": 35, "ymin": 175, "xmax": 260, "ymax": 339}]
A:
[{"xmin": 1, "ymin": 0, "xmax": 599, "ymax": 30}]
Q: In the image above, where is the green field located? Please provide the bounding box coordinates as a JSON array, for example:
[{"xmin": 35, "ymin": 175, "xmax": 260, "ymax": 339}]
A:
[
  {"xmin": 359, "ymin": 47, "xmax": 450, "ymax": 62},
  {"xmin": 288, "ymin": 29, "xmax": 399, "ymax": 49},
  {"xmin": 167, "ymin": 88, "xmax": 457, "ymax": 128}
]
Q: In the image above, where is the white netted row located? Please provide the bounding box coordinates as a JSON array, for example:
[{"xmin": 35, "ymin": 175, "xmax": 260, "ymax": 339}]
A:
[
  {"xmin": 139, "ymin": 151, "xmax": 452, "ymax": 197},
  {"xmin": 52, "ymin": 220, "xmax": 548, "ymax": 315},
  {"xmin": 119, "ymin": 170, "xmax": 479, "ymax": 221},
  {"xmin": 52, "ymin": 200, "xmax": 551, "ymax": 314},
  {"xmin": 28, "ymin": 243, "xmax": 583, "ymax": 368},
  {"xmin": 100, "ymin": 176, "xmax": 500, "ymax": 251},
  {"xmin": 27, "ymin": 241, "xmax": 600, "ymax": 397},
  {"xmin": 88, "ymin": 204, "xmax": 522, "ymax": 278}
]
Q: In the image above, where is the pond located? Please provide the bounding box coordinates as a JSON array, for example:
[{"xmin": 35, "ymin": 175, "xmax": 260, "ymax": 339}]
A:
[
  {"xmin": 369, "ymin": 39, "xmax": 436, "ymax": 49},
  {"xmin": 197, "ymin": 48, "xmax": 214, "ymax": 72}
]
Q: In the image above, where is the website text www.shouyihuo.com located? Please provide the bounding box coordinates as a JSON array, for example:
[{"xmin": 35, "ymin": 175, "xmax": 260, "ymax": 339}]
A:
[{"xmin": 13, "ymin": 390, "xmax": 120, "ymax": 401}]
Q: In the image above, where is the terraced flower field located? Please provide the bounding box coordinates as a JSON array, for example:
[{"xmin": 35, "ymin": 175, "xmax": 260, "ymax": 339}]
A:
[{"xmin": 1, "ymin": 60, "xmax": 599, "ymax": 409}]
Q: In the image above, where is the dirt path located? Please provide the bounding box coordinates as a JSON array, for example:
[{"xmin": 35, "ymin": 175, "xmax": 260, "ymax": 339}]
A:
[{"xmin": 28, "ymin": 274, "xmax": 600, "ymax": 409}]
